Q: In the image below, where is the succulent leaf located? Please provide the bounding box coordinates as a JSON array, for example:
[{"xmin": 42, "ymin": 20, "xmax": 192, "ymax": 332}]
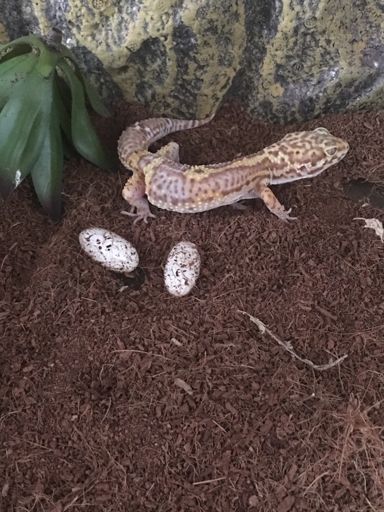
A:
[
  {"xmin": 31, "ymin": 109, "xmax": 63, "ymax": 219},
  {"xmin": 0, "ymin": 54, "xmax": 38, "ymax": 109},
  {"xmin": 0, "ymin": 71, "xmax": 54, "ymax": 197},
  {"xmin": 0, "ymin": 34, "xmax": 114, "ymax": 217},
  {"xmin": 59, "ymin": 60, "xmax": 115, "ymax": 170}
]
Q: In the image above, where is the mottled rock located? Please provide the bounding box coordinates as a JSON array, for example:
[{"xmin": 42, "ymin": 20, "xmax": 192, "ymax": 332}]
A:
[{"xmin": 1, "ymin": 0, "xmax": 384, "ymax": 122}]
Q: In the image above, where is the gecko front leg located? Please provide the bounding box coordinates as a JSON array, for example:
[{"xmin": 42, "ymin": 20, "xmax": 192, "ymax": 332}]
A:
[
  {"xmin": 121, "ymin": 170, "xmax": 156, "ymax": 224},
  {"xmin": 258, "ymin": 186, "xmax": 297, "ymax": 222}
]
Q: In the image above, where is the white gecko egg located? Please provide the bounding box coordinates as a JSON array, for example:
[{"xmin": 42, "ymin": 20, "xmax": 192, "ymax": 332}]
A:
[
  {"xmin": 79, "ymin": 227, "xmax": 139, "ymax": 274},
  {"xmin": 164, "ymin": 241, "xmax": 201, "ymax": 297}
]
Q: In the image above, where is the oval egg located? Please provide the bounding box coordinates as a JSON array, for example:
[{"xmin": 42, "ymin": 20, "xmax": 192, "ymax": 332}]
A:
[
  {"xmin": 79, "ymin": 227, "xmax": 139, "ymax": 274},
  {"xmin": 164, "ymin": 241, "xmax": 201, "ymax": 297}
]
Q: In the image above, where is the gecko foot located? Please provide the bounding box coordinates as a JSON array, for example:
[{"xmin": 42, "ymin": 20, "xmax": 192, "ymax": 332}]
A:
[
  {"xmin": 120, "ymin": 206, "xmax": 156, "ymax": 224},
  {"xmin": 273, "ymin": 207, "xmax": 298, "ymax": 223}
]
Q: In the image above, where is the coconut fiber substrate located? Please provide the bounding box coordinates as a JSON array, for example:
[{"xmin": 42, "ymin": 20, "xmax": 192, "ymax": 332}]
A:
[{"xmin": 1, "ymin": 101, "xmax": 384, "ymax": 512}]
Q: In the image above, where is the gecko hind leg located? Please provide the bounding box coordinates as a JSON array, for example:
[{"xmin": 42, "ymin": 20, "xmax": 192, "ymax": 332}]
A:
[
  {"xmin": 121, "ymin": 142, "xmax": 180, "ymax": 224},
  {"xmin": 156, "ymin": 141, "xmax": 180, "ymax": 162},
  {"xmin": 121, "ymin": 171, "xmax": 156, "ymax": 224}
]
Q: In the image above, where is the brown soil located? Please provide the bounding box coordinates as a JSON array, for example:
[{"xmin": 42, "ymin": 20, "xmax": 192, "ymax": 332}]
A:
[{"xmin": 1, "ymin": 101, "xmax": 384, "ymax": 512}]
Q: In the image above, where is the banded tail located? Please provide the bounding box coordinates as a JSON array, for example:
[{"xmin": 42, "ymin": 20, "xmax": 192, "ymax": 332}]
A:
[{"xmin": 118, "ymin": 113, "xmax": 214, "ymax": 165}]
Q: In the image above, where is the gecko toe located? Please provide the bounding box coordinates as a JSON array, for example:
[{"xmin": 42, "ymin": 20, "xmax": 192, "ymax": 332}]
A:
[
  {"xmin": 120, "ymin": 210, "xmax": 136, "ymax": 217},
  {"xmin": 273, "ymin": 208, "xmax": 298, "ymax": 222}
]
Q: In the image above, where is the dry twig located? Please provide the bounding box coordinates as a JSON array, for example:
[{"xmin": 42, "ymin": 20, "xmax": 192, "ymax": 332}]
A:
[{"xmin": 238, "ymin": 310, "xmax": 348, "ymax": 371}]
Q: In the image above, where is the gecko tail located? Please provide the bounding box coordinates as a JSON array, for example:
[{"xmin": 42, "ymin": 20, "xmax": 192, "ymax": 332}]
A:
[{"xmin": 118, "ymin": 112, "xmax": 214, "ymax": 163}]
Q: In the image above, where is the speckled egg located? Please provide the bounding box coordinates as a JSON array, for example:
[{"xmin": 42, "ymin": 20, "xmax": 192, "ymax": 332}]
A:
[
  {"xmin": 164, "ymin": 241, "xmax": 201, "ymax": 297},
  {"xmin": 79, "ymin": 227, "xmax": 139, "ymax": 274}
]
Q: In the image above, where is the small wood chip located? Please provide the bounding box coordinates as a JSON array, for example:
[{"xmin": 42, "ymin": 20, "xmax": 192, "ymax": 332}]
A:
[
  {"xmin": 2, "ymin": 482, "xmax": 9, "ymax": 497},
  {"xmin": 249, "ymin": 495, "xmax": 258, "ymax": 507},
  {"xmin": 278, "ymin": 495, "xmax": 295, "ymax": 512},
  {"xmin": 174, "ymin": 378, "xmax": 193, "ymax": 395}
]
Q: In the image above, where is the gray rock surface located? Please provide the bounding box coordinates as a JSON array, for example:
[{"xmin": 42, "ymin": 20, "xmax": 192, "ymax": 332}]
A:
[{"xmin": 2, "ymin": 0, "xmax": 384, "ymax": 122}]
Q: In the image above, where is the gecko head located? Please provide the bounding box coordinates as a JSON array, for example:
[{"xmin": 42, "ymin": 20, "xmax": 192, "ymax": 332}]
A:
[{"xmin": 275, "ymin": 127, "xmax": 349, "ymax": 182}]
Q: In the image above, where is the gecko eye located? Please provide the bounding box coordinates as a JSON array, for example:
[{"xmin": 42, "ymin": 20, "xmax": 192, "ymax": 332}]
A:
[
  {"xmin": 325, "ymin": 146, "xmax": 337, "ymax": 156},
  {"xmin": 314, "ymin": 127, "xmax": 329, "ymax": 134}
]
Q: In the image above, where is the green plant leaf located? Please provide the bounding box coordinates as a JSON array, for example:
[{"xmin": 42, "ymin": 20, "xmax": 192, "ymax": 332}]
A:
[
  {"xmin": 35, "ymin": 50, "xmax": 59, "ymax": 78},
  {"xmin": 0, "ymin": 35, "xmax": 46, "ymax": 57},
  {"xmin": 30, "ymin": 109, "xmax": 63, "ymax": 219},
  {"xmin": 57, "ymin": 48, "xmax": 110, "ymax": 117},
  {"xmin": 58, "ymin": 59, "xmax": 115, "ymax": 170},
  {"xmin": 52, "ymin": 78, "xmax": 77, "ymax": 159},
  {"xmin": 0, "ymin": 34, "xmax": 115, "ymax": 218},
  {"xmin": 62, "ymin": 134, "xmax": 77, "ymax": 160},
  {"xmin": 0, "ymin": 43, "xmax": 32, "ymax": 64},
  {"xmin": 0, "ymin": 53, "xmax": 31, "ymax": 77},
  {"xmin": 0, "ymin": 53, "xmax": 38, "ymax": 109},
  {"xmin": 53, "ymin": 76, "xmax": 71, "ymax": 141},
  {"xmin": 0, "ymin": 71, "xmax": 54, "ymax": 197},
  {"xmin": 78, "ymin": 73, "xmax": 110, "ymax": 117}
]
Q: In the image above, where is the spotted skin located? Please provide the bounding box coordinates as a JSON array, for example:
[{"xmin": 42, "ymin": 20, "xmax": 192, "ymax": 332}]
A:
[{"xmin": 118, "ymin": 116, "xmax": 349, "ymax": 223}]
